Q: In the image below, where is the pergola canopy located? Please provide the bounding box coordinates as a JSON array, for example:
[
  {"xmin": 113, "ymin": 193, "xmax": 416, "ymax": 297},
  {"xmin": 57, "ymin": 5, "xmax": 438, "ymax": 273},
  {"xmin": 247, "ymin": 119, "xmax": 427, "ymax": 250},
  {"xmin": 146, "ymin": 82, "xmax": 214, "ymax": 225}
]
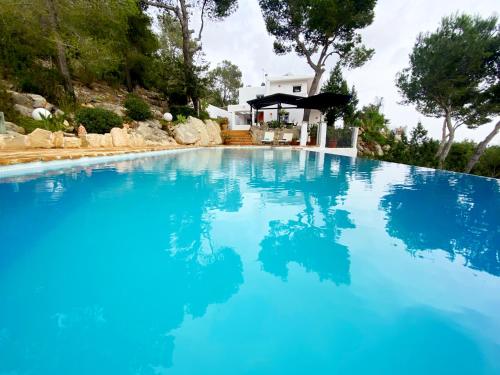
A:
[
  {"xmin": 247, "ymin": 93, "xmax": 302, "ymax": 110},
  {"xmin": 247, "ymin": 92, "xmax": 351, "ymax": 111}
]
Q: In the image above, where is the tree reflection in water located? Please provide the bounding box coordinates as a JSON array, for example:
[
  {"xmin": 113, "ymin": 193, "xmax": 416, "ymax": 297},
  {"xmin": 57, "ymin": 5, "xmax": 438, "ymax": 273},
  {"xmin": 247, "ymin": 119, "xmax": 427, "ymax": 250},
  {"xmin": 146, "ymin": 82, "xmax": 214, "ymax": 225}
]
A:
[{"xmin": 380, "ymin": 168, "xmax": 500, "ymax": 276}]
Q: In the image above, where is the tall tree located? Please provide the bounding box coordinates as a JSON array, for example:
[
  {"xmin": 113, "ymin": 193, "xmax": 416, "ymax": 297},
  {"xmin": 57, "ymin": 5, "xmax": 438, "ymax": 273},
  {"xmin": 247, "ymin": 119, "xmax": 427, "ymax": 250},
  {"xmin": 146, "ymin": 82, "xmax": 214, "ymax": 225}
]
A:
[
  {"xmin": 397, "ymin": 14, "xmax": 500, "ymax": 168},
  {"xmin": 145, "ymin": 0, "xmax": 238, "ymax": 113},
  {"xmin": 45, "ymin": 0, "xmax": 75, "ymax": 99},
  {"xmin": 258, "ymin": 0, "xmax": 375, "ymax": 121},
  {"xmin": 207, "ymin": 60, "xmax": 242, "ymax": 107},
  {"xmin": 320, "ymin": 62, "xmax": 358, "ymax": 127}
]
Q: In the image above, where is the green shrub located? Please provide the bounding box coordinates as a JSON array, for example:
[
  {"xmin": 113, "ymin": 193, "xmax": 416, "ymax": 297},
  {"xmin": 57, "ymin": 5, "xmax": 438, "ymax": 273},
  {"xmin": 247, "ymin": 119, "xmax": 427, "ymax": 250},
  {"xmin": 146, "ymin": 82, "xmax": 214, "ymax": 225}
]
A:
[
  {"xmin": 170, "ymin": 104, "xmax": 196, "ymax": 120},
  {"xmin": 17, "ymin": 114, "xmax": 67, "ymax": 133},
  {"xmin": 124, "ymin": 94, "xmax": 152, "ymax": 121},
  {"xmin": 75, "ymin": 107, "xmax": 122, "ymax": 134},
  {"xmin": 174, "ymin": 114, "xmax": 187, "ymax": 124}
]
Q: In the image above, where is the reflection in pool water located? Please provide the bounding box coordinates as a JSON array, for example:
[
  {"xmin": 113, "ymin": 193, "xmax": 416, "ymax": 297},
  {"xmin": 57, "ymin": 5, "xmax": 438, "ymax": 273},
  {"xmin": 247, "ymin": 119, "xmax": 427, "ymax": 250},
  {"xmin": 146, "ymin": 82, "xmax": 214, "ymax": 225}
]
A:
[{"xmin": 0, "ymin": 149, "xmax": 499, "ymax": 374}]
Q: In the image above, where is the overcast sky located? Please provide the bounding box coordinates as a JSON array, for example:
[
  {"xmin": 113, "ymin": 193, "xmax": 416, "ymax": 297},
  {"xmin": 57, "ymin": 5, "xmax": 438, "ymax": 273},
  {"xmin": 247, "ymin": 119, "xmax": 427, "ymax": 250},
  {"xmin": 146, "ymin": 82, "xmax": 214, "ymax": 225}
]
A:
[{"xmin": 193, "ymin": 0, "xmax": 499, "ymax": 144}]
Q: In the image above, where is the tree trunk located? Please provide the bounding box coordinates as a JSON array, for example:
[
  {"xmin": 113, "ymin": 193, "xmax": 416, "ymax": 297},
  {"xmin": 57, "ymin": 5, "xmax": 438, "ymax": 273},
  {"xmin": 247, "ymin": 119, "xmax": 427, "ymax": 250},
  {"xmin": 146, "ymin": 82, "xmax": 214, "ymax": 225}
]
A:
[
  {"xmin": 302, "ymin": 69, "xmax": 323, "ymax": 122},
  {"xmin": 435, "ymin": 117, "xmax": 448, "ymax": 158},
  {"xmin": 46, "ymin": 0, "xmax": 75, "ymax": 100},
  {"xmin": 437, "ymin": 112, "xmax": 455, "ymax": 169},
  {"xmin": 178, "ymin": 0, "xmax": 199, "ymax": 112},
  {"xmin": 464, "ymin": 120, "xmax": 500, "ymax": 173}
]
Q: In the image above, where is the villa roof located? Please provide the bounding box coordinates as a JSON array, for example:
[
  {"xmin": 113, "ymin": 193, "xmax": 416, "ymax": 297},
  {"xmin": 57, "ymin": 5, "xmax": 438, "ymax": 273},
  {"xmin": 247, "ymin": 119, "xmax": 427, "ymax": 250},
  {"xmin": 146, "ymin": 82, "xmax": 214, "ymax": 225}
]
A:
[
  {"xmin": 296, "ymin": 92, "xmax": 351, "ymax": 111},
  {"xmin": 247, "ymin": 92, "xmax": 351, "ymax": 112},
  {"xmin": 247, "ymin": 93, "xmax": 302, "ymax": 109}
]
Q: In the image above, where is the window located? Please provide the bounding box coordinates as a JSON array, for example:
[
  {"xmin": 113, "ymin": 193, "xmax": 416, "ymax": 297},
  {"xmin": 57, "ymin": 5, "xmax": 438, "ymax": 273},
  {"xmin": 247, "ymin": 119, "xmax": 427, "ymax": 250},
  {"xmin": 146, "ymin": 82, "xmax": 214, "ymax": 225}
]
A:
[{"xmin": 293, "ymin": 85, "xmax": 301, "ymax": 93}]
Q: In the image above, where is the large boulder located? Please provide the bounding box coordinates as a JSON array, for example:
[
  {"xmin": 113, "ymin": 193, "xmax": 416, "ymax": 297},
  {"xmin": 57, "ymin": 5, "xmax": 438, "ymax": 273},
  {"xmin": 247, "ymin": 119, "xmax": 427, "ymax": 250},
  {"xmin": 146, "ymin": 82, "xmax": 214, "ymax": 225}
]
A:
[
  {"xmin": 10, "ymin": 91, "xmax": 32, "ymax": 107},
  {"xmin": 27, "ymin": 94, "xmax": 47, "ymax": 108},
  {"xmin": 63, "ymin": 137, "xmax": 81, "ymax": 148},
  {"xmin": 174, "ymin": 122, "xmax": 199, "ymax": 145},
  {"xmin": 186, "ymin": 116, "xmax": 210, "ymax": 146},
  {"xmin": 110, "ymin": 127, "xmax": 129, "ymax": 147},
  {"xmin": 129, "ymin": 132, "xmax": 146, "ymax": 147},
  {"xmin": 14, "ymin": 104, "xmax": 33, "ymax": 118},
  {"xmin": 374, "ymin": 143, "xmax": 383, "ymax": 156},
  {"xmin": 205, "ymin": 119, "xmax": 223, "ymax": 145},
  {"xmin": 0, "ymin": 133, "xmax": 29, "ymax": 149},
  {"xmin": 136, "ymin": 120, "xmax": 170, "ymax": 144},
  {"xmin": 86, "ymin": 133, "xmax": 104, "ymax": 148},
  {"xmin": 101, "ymin": 133, "xmax": 113, "ymax": 148},
  {"xmin": 28, "ymin": 128, "xmax": 53, "ymax": 148},
  {"xmin": 53, "ymin": 131, "xmax": 64, "ymax": 148}
]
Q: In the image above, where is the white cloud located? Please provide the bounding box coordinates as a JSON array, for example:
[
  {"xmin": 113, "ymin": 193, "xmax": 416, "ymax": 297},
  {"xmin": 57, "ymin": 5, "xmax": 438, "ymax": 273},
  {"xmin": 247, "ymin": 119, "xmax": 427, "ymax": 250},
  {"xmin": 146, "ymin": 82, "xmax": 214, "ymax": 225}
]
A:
[{"xmin": 192, "ymin": 0, "xmax": 499, "ymax": 144}]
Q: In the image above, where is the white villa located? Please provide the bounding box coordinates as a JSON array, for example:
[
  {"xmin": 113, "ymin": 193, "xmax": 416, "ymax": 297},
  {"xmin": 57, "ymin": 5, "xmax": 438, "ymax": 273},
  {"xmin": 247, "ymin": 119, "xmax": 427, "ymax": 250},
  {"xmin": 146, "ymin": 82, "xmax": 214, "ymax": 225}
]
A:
[{"xmin": 207, "ymin": 74, "xmax": 322, "ymax": 130}]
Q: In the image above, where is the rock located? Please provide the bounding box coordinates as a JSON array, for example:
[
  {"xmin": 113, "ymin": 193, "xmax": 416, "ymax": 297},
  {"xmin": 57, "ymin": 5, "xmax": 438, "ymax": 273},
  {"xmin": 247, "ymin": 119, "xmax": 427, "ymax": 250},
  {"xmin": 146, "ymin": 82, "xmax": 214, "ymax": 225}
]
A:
[
  {"xmin": 174, "ymin": 122, "xmax": 199, "ymax": 145},
  {"xmin": 186, "ymin": 116, "xmax": 210, "ymax": 146},
  {"xmin": 136, "ymin": 120, "xmax": 170, "ymax": 144},
  {"xmin": 86, "ymin": 133, "xmax": 103, "ymax": 148},
  {"xmin": 10, "ymin": 91, "xmax": 32, "ymax": 107},
  {"xmin": 0, "ymin": 133, "xmax": 29, "ymax": 149},
  {"xmin": 152, "ymin": 109, "xmax": 163, "ymax": 119},
  {"xmin": 14, "ymin": 104, "xmax": 33, "ymax": 118},
  {"xmin": 28, "ymin": 128, "xmax": 53, "ymax": 148},
  {"xmin": 205, "ymin": 119, "xmax": 223, "ymax": 145},
  {"xmin": 101, "ymin": 133, "xmax": 113, "ymax": 147},
  {"xmin": 129, "ymin": 132, "xmax": 145, "ymax": 147},
  {"xmin": 82, "ymin": 103, "xmax": 94, "ymax": 108},
  {"xmin": 5, "ymin": 122, "xmax": 25, "ymax": 134},
  {"xmin": 374, "ymin": 143, "xmax": 383, "ymax": 156},
  {"xmin": 77, "ymin": 125, "xmax": 87, "ymax": 138},
  {"xmin": 110, "ymin": 127, "xmax": 129, "ymax": 147},
  {"xmin": 95, "ymin": 103, "xmax": 126, "ymax": 117},
  {"xmin": 27, "ymin": 94, "xmax": 47, "ymax": 108},
  {"xmin": 53, "ymin": 131, "xmax": 64, "ymax": 148},
  {"xmin": 63, "ymin": 137, "xmax": 81, "ymax": 148},
  {"xmin": 382, "ymin": 144, "xmax": 391, "ymax": 151},
  {"xmin": 32, "ymin": 108, "xmax": 52, "ymax": 121},
  {"xmin": 54, "ymin": 109, "xmax": 64, "ymax": 117}
]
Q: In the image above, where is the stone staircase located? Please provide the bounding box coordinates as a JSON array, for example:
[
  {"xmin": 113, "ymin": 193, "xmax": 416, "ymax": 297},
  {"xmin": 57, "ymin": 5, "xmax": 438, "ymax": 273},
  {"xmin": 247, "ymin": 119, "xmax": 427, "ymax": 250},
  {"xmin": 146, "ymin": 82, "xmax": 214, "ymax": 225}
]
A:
[{"xmin": 222, "ymin": 130, "xmax": 254, "ymax": 145}]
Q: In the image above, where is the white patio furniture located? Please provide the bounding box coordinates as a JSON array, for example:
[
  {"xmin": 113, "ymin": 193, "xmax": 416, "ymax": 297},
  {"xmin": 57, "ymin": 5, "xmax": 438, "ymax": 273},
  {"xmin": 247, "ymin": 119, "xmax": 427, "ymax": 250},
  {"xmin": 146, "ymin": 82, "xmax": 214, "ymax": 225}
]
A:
[
  {"xmin": 262, "ymin": 131, "xmax": 275, "ymax": 144},
  {"xmin": 278, "ymin": 133, "xmax": 293, "ymax": 145}
]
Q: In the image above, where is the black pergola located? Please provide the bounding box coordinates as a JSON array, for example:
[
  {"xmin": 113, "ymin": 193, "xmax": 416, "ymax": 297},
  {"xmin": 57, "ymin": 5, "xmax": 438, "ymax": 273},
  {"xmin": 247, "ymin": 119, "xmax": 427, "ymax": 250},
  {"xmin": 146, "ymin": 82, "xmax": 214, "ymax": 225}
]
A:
[{"xmin": 247, "ymin": 92, "xmax": 351, "ymax": 125}]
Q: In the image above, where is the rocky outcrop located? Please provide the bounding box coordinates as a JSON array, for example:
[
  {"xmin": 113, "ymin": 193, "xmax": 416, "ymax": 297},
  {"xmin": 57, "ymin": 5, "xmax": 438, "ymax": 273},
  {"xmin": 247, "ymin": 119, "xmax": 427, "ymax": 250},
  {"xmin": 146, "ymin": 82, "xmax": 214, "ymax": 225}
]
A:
[
  {"xmin": 110, "ymin": 127, "xmax": 129, "ymax": 147},
  {"xmin": 173, "ymin": 117, "xmax": 223, "ymax": 146},
  {"xmin": 136, "ymin": 119, "xmax": 171, "ymax": 144},
  {"xmin": 0, "ymin": 133, "xmax": 28, "ymax": 149},
  {"xmin": 205, "ymin": 119, "xmax": 223, "ymax": 145},
  {"xmin": 174, "ymin": 122, "xmax": 199, "ymax": 145},
  {"xmin": 94, "ymin": 102, "xmax": 126, "ymax": 117},
  {"xmin": 63, "ymin": 137, "xmax": 82, "ymax": 148},
  {"xmin": 53, "ymin": 131, "xmax": 65, "ymax": 148},
  {"xmin": 28, "ymin": 128, "xmax": 53, "ymax": 148},
  {"xmin": 10, "ymin": 90, "xmax": 64, "ymax": 119}
]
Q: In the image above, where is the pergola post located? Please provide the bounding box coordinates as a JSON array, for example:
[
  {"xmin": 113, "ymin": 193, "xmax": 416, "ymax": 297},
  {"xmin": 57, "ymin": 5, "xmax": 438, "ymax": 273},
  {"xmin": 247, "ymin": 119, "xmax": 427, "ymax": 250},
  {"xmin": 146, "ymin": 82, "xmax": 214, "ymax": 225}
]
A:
[
  {"xmin": 318, "ymin": 117, "xmax": 327, "ymax": 149},
  {"xmin": 300, "ymin": 121, "xmax": 308, "ymax": 146},
  {"xmin": 251, "ymin": 106, "xmax": 255, "ymax": 126},
  {"xmin": 351, "ymin": 126, "xmax": 359, "ymax": 148}
]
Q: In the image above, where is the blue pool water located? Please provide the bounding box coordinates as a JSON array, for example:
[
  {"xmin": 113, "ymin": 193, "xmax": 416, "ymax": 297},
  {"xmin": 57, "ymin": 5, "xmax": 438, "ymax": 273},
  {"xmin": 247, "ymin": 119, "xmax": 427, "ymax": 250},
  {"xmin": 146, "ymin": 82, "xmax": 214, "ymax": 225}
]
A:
[{"xmin": 0, "ymin": 148, "xmax": 499, "ymax": 374}]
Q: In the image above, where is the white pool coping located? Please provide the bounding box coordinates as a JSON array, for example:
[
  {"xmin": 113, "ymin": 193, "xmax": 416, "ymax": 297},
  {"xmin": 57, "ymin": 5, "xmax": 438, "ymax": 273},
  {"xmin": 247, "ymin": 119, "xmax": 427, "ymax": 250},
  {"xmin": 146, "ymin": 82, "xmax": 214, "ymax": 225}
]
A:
[
  {"xmin": 0, "ymin": 148, "xmax": 199, "ymax": 178},
  {"xmin": 0, "ymin": 145, "xmax": 356, "ymax": 179}
]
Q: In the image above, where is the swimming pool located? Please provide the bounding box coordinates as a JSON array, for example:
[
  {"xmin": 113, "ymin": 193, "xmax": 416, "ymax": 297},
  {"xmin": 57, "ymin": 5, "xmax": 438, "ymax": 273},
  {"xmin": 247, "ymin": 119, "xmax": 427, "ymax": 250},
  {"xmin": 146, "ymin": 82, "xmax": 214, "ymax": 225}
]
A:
[{"xmin": 1, "ymin": 148, "xmax": 499, "ymax": 374}]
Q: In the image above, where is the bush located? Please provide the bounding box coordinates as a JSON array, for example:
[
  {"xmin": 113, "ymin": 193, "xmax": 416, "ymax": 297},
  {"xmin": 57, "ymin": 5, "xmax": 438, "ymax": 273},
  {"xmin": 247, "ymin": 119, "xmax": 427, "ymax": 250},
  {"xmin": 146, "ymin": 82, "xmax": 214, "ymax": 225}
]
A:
[
  {"xmin": 124, "ymin": 94, "xmax": 152, "ymax": 121},
  {"xmin": 170, "ymin": 104, "xmax": 196, "ymax": 120},
  {"xmin": 18, "ymin": 114, "xmax": 67, "ymax": 133},
  {"xmin": 75, "ymin": 107, "xmax": 122, "ymax": 134}
]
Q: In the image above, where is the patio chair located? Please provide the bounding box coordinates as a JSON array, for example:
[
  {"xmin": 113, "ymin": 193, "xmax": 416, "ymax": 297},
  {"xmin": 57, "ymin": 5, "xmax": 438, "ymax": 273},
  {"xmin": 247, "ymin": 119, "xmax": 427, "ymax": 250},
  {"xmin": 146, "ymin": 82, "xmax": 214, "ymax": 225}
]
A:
[
  {"xmin": 278, "ymin": 133, "xmax": 293, "ymax": 145},
  {"xmin": 262, "ymin": 131, "xmax": 274, "ymax": 144}
]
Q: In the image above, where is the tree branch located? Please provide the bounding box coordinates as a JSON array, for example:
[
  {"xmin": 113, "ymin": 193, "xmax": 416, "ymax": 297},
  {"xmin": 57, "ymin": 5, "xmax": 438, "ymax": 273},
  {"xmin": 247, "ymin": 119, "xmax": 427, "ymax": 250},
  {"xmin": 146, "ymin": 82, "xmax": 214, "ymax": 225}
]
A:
[
  {"xmin": 145, "ymin": 0, "xmax": 177, "ymax": 12},
  {"xmin": 197, "ymin": 0, "xmax": 208, "ymax": 41}
]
